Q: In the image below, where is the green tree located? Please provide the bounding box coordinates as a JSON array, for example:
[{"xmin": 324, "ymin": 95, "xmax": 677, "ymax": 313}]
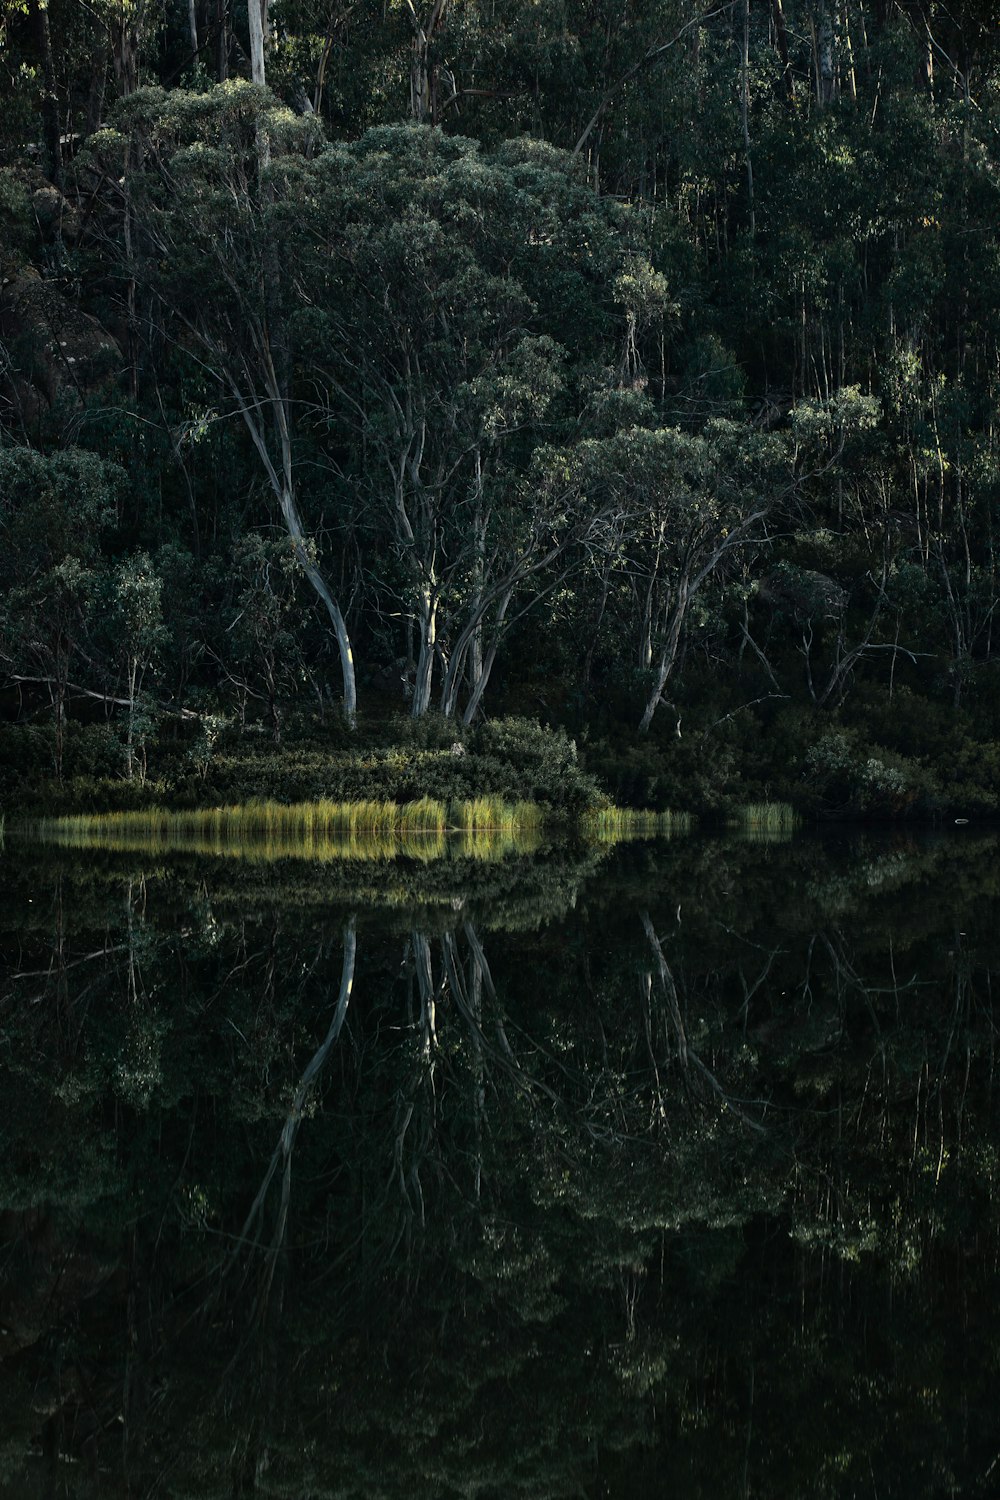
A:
[
  {"xmin": 88, "ymin": 83, "xmax": 360, "ymax": 722},
  {"xmin": 106, "ymin": 550, "xmax": 166, "ymax": 778},
  {"xmin": 289, "ymin": 125, "xmax": 669, "ymax": 717},
  {"xmin": 0, "ymin": 446, "xmax": 122, "ymax": 776}
]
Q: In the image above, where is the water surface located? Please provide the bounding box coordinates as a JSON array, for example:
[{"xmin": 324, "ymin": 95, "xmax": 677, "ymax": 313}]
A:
[{"xmin": 0, "ymin": 828, "xmax": 997, "ymax": 1496}]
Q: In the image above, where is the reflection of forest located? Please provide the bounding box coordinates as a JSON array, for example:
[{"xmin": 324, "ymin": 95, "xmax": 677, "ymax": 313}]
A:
[{"xmin": 1, "ymin": 833, "xmax": 998, "ymax": 1497}]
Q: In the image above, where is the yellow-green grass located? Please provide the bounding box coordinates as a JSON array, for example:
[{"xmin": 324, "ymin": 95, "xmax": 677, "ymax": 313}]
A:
[
  {"xmin": 727, "ymin": 801, "xmax": 798, "ymax": 841},
  {"xmin": 581, "ymin": 806, "xmax": 693, "ymax": 844},
  {"xmin": 30, "ymin": 797, "xmax": 696, "ymax": 864},
  {"xmin": 31, "ymin": 798, "xmax": 544, "ymax": 864}
]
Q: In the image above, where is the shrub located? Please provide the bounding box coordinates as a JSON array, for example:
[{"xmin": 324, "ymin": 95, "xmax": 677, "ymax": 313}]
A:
[
  {"xmin": 803, "ymin": 730, "xmax": 941, "ymax": 816},
  {"xmin": 153, "ymin": 719, "xmax": 603, "ymax": 814},
  {"xmin": 0, "ymin": 722, "xmax": 126, "ymax": 804},
  {"xmin": 469, "ymin": 718, "xmax": 598, "ymax": 811},
  {"xmin": 581, "ymin": 731, "xmax": 737, "ymax": 814}
]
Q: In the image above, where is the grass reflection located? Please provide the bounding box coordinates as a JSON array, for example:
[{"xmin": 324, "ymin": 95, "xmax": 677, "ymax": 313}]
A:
[
  {"xmin": 727, "ymin": 801, "xmax": 798, "ymax": 843},
  {"xmin": 33, "ymin": 798, "xmax": 544, "ymax": 863},
  {"xmin": 582, "ymin": 806, "xmax": 693, "ymax": 843}
]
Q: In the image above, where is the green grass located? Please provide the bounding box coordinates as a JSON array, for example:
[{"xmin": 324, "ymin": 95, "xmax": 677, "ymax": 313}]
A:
[
  {"xmin": 581, "ymin": 806, "xmax": 693, "ymax": 844},
  {"xmin": 727, "ymin": 802, "xmax": 798, "ymax": 840},
  {"xmin": 29, "ymin": 796, "xmax": 692, "ymax": 863},
  {"xmin": 31, "ymin": 798, "xmax": 545, "ymax": 864}
]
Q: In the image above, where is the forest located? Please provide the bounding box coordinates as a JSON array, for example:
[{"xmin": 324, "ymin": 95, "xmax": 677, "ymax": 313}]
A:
[{"xmin": 1, "ymin": 0, "xmax": 1000, "ymax": 817}]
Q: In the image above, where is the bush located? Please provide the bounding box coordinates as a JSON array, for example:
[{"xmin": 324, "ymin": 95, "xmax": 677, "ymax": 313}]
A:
[
  {"xmin": 0, "ymin": 722, "xmax": 126, "ymax": 805},
  {"xmin": 161, "ymin": 719, "xmax": 603, "ymax": 814},
  {"xmin": 936, "ymin": 740, "xmax": 1000, "ymax": 817},
  {"xmin": 469, "ymin": 718, "xmax": 598, "ymax": 811},
  {"xmin": 803, "ymin": 730, "xmax": 941, "ymax": 817},
  {"xmin": 582, "ymin": 731, "xmax": 739, "ymax": 814}
]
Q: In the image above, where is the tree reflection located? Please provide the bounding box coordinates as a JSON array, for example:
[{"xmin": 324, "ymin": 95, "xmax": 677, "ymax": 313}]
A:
[{"xmin": 0, "ymin": 834, "xmax": 998, "ymax": 1495}]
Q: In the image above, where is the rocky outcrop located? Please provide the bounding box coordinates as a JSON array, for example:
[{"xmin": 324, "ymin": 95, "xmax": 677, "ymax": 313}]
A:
[{"xmin": 0, "ymin": 267, "xmax": 122, "ymax": 429}]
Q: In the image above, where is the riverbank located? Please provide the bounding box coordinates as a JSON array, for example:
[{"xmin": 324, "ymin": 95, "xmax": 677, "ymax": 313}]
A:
[{"xmin": 1, "ymin": 712, "xmax": 997, "ymax": 824}]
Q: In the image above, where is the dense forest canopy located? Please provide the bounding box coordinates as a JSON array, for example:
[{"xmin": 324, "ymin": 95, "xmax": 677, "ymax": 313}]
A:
[{"xmin": 2, "ymin": 0, "xmax": 1000, "ymax": 810}]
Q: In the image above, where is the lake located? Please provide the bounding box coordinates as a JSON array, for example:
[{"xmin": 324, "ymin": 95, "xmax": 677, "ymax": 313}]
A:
[{"xmin": 0, "ymin": 825, "xmax": 997, "ymax": 1496}]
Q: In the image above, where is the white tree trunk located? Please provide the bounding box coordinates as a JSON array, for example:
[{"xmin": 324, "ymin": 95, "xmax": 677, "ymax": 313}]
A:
[
  {"xmin": 638, "ymin": 582, "xmax": 689, "ymax": 734},
  {"xmin": 461, "ymin": 590, "xmax": 512, "ymax": 725},
  {"xmin": 816, "ymin": 3, "xmax": 836, "ymax": 105},
  {"xmin": 407, "ymin": 0, "xmax": 448, "ymax": 122},
  {"xmin": 741, "ymin": 0, "xmax": 755, "ymax": 236},
  {"xmin": 279, "ymin": 488, "xmax": 358, "ymax": 725},
  {"xmin": 230, "ymin": 368, "xmax": 358, "ymax": 724},
  {"xmin": 248, "ymin": 0, "xmax": 267, "ymax": 85}
]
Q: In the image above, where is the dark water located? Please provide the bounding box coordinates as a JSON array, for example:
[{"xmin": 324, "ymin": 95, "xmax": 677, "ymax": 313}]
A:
[{"xmin": 1, "ymin": 828, "xmax": 998, "ymax": 1497}]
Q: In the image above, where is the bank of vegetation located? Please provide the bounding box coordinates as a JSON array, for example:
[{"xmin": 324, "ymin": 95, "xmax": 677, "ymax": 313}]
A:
[{"xmin": 2, "ymin": 3, "xmax": 1000, "ymax": 819}]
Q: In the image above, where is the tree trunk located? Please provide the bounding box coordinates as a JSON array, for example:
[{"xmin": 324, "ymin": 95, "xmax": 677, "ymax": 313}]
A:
[
  {"xmin": 125, "ymin": 656, "xmax": 137, "ymax": 780},
  {"xmin": 110, "ymin": 8, "xmax": 140, "ymax": 96},
  {"xmin": 741, "ymin": 0, "xmax": 755, "ymax": 236},
  {"xmin": 461, "ymin": 644, "xmax": 497, "ymax": 725},
  {"xmin": 772, "ymin": 0, "xmax": 794, "ymax": 103},
  {"xmin": 408, "ymin": 0, "xmax": 448, "ymax": 122},
  {"xmin": 313, "ymin": 10, "xmax": 341, "ymax": 114},
  {"xmin": 216, "ymin": 0, "xmax": 229, "ymax": 81},
  {"xmin": 281, "ymin": 489, "xmax": 358, "ymax": 725},
  {"xmin": 411, "ymin": 587, "xmax": 437, "ymax": 717},
  {"xmin": 248, "ymin": 0, "xmax": 266, "ymax": 85},
  {"xmin": 53, "ymin": 651, "xmax": 66, "ymax": 783},
  {"xmin": 33, "ymin": 1, "xmax": 62, "ymax": 189},
  {"xmin": 638, "ymin": 582, "xmax": 689, "ymax": 734},
  {"xmin": 413, "ymin": 932, "xmax": 437, "ymax": 1057},
  {"xmin": 231, "ymin": 383, "xmax": 358, "ymax": 722},
  {"xmin": 816, "ymin": 3, "xmax": 836, "ymax": 106},
  {"xmin": 841, "ymin": 4, "xmax": 857, "ymax": 101},
  {"xmin": 234, "ymin": 335, "xmax": 358, "ymax": 723},
  {"xmin": 122, "ymin": 142, "xmax": 139, "ymax": 400},
  {"xmin": 227, "ymin": 919, "xmax": 355, "ymax": 1276},
  {"xmin": 461, "ymin": 590, "xmax": 511, "ymax": 724},
  {"xmin": 439, "ymin": 579, "xmax": 513, "ymax": 721}
]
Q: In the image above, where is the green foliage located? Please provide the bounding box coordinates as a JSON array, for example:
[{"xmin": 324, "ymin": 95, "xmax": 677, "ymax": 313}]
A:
[
  {"xmin": 1, "ymin": 718, "xmax": 601, "ymax": 816},
  {"xmin": 804, "ymin": 729, "xmax": 942, "ymax": 817},
  {"xmin": 728, "ymin": 801, "xmax": 798, "ymax": 838},
  {"xmin": 7, "ymin": 5, "xmax": 1000, "ymax": 1489},
  {"xmin": 468, "ymin": 717, "xmax": 598, "ymax": 811},
  {"xmin": 582, "ymin": 730, "xmax": 740, "ymax": 816},
  {"xmin": 182, "ymin": 725, "xmax": 600, "ymax": 813},
  {"xmin": 5, "ymin": 0, "xmax": 1000, "ymax": 810}
]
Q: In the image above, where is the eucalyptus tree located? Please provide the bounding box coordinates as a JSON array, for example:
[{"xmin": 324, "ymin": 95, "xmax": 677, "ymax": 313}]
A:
[
  {"xmin": 86, "ymin": 99, "xmax": 672, "ymax": 723},
  {"xmin": 0, "ymin": 446, "xmax": 123, "ymax": 776},
  {"xmin": 223, "ymin": 533, "xmax": 313, "ymax": 739},
  {"xmin": 106, "ymin": 549, "xmax": 166, "ymax": 779},
  {"xmin": 538, "ymin": 420, "xmax": 788, "ymax": 733},
  {"xmin": 287, "ymin": 125, "xmax": 670, "ymax": 718},
  {"xmin": 85, "ymin": 83, "xmax": 360, "ymax": 722}
]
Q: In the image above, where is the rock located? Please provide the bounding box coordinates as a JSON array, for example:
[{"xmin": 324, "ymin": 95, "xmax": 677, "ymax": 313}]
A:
[
  {"xmin": 30, "ymin": 184, "xmax": 79, "ymax": 242},
  {"xmin": 0, "ymin": 271, "xmax": 122, "ymax": 425}
]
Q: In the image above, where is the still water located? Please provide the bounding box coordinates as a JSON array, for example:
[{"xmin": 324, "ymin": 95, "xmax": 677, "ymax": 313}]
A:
[{"xmin": 0, "ymin": 827, "xmax": 997, "ymax": 1497}]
